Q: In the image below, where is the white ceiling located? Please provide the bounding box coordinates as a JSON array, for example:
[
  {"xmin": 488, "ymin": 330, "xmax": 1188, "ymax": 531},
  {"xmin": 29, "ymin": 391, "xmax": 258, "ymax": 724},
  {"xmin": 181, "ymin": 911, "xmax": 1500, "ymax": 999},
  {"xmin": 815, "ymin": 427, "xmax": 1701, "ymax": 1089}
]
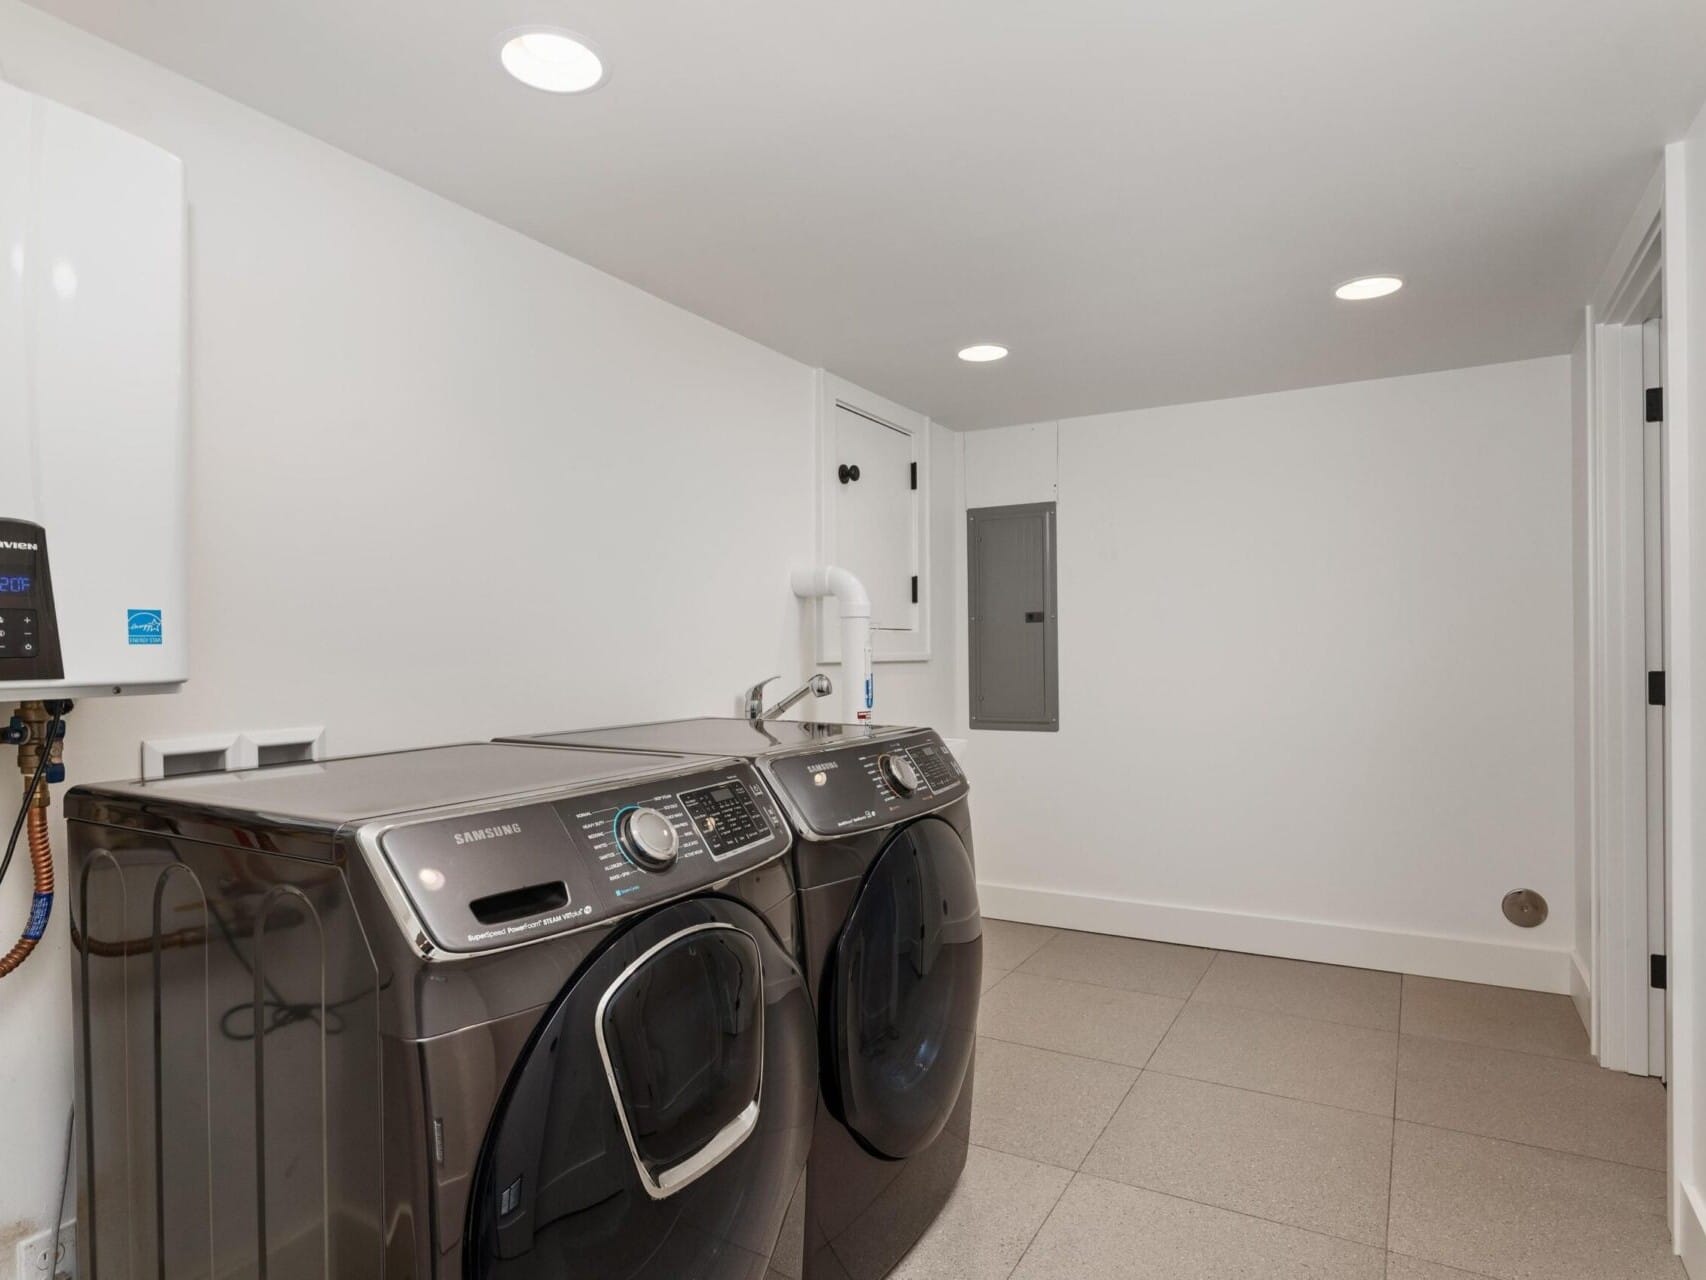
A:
[{"xmin": 24, "ymin": 0, "xmax": 1706, "ymax": 428}]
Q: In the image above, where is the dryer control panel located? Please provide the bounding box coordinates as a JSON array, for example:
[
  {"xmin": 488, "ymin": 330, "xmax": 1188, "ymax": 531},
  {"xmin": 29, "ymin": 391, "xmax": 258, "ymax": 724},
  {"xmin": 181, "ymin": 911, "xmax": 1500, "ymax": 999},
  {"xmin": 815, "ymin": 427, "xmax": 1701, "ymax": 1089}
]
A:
[
  {"xmin": 765, "ymin": 728, "xmax": 968, "ymax": 839},
  {"xmin": 371, "ymin": 759, "xmax": 790, "ymax": 955}
]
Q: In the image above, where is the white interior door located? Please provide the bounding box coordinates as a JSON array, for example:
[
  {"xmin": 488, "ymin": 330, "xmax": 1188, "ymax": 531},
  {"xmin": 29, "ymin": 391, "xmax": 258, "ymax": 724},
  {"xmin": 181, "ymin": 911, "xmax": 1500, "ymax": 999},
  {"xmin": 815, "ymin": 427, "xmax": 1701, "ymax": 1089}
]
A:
[
  {"xmin": 832, "ymin": 404, "xmax": 918, "ymax": 632},
  {"xmin": 1593, "ymin": 319, "xmax": 1657, "ymax": 1077},
  {"xmin": 1643, "ymin": 316, "xmax": 1668, "ymax": 1078}
]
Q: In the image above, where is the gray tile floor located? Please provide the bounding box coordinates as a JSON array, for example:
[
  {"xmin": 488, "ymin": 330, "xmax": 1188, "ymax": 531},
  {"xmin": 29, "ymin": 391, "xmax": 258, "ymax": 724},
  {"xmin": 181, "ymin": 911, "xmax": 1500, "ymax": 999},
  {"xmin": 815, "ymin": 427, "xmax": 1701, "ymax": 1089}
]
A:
[{"xmin": 889, "ymin": 919, "xmax": 1680, "ymax": 1280}]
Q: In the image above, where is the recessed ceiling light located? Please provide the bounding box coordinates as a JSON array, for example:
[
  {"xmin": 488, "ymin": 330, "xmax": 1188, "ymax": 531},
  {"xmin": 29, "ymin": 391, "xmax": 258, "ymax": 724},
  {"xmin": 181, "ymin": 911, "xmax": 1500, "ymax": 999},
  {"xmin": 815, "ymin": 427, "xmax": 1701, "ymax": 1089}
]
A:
[
  {"xmin": 958, "ymin": 344, "xmax": 1009, "ymax": 363},
  {"xmin": 1335, "ymin": 275, "xmax": 1404, "ymax": 301},
  {"xmin": 499, "ymin": 28, "xmax": 606, "ymax": 94}
]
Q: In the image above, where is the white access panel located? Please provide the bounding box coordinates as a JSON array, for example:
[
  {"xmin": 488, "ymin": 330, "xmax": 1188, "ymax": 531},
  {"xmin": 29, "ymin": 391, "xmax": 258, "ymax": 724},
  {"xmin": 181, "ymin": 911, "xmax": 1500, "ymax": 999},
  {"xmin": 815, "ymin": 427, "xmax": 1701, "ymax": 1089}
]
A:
[
  {"xmin": 0, "ymin": 79, "xmax": 188, "ymax": 698},
  {"xmin": 813, "ymin": 371, "xmax": 933, "ymax": 666},
  {"xmin": 833, "ymin": 404, "xmax": 918, "ymax": 631}
]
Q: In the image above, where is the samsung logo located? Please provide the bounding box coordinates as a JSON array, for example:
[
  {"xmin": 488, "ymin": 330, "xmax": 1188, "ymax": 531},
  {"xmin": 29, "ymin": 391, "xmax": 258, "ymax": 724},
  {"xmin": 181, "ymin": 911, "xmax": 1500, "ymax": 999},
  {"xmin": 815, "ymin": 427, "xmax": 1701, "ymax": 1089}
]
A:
[
  {"xmin": 0, "ymin": 540, "xmax": 38, "ymax": 552},
  {"xmin": 453, "ymin": 821, "xmax": 523, "ymax": 846},
  {"xmin": 803, "ymin": 760, "xmax": 840, "ymax": 772}
]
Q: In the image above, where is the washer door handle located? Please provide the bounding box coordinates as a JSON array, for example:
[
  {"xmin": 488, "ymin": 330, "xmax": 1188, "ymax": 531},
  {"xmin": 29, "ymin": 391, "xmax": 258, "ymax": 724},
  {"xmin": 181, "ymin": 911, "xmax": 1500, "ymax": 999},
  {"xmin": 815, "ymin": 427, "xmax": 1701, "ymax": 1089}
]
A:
[
  {"xmin": 594, "ymin": 922, "xmax": 766, "ymax": 1200},
  {"xmin": 650, "ymin": 1099, "xmax": 760, "ymax": 1198}
]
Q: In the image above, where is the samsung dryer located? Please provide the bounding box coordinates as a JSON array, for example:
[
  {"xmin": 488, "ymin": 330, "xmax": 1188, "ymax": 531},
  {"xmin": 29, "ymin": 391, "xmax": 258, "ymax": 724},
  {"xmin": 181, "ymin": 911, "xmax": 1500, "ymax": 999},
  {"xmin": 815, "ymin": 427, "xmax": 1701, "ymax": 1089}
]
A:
[
  {"xmin": 498, "ymin": 719, "xmax": 982, "ymax": 1280},
  {"xmin": 68, "ymin": 742, "xmax": 817, "ymax": 1279}
]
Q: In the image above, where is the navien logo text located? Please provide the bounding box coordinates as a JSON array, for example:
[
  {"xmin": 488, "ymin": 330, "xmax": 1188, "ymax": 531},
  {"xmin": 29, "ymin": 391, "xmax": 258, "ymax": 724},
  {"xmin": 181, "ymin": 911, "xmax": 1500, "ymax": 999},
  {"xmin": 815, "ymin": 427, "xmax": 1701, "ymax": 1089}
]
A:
[
  {"xmin": 0, "ymin": 540, "xmax": 38, "ymax": 552},
  {"xmin": 453, "ymin": 821, "xmax": 523, "ymax": 846}
]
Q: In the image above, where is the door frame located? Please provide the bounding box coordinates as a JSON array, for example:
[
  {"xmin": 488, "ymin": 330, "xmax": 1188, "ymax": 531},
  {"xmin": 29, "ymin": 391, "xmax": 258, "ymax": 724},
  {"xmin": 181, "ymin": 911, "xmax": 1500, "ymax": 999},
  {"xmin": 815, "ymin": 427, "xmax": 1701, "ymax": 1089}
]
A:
[
  {"xmin": 1661, "ymin": 130, "xmax": 1703, "ymax": 1264},
  {"xmin": 1584, "ymin": 172, "xmax": 1667, "ymax": 1079},
  {"xmin": 1583, "ymin": 147, "xmax": 1706, "ymax": 1261}
]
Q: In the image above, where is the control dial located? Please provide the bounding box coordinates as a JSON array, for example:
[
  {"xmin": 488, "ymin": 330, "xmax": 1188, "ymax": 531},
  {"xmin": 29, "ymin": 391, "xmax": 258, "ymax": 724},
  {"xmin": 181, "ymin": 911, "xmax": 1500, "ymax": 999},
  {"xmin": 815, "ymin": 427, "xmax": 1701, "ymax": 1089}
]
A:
[
  {"xmin": 617, "ymin": 806, "xmax": 680, "ymax": 872},
  {"xmin": 878, "ymin": 752, "xmax": 922, "ymax": 797}
]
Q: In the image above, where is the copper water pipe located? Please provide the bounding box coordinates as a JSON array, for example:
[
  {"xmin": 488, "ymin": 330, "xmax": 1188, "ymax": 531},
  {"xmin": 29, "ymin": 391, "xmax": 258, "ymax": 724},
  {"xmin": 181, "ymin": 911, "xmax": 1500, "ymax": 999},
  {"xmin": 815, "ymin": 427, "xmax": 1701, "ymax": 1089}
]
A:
[{"xmin": 0, "ymin": 779, "xmax": 51, "ymax": 979}]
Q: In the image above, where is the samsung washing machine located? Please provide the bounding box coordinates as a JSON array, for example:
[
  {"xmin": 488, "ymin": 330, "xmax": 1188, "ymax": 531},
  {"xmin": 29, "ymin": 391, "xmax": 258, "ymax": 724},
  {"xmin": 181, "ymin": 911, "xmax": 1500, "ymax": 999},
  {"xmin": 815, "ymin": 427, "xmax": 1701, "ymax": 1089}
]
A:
[
  {"xmin": 68, "ymin": 741, "xmax": 817, "ymax": 1279},
  {"xmin": 497, "ymin": 719, "xmax": 982, "ymax": 1280}
]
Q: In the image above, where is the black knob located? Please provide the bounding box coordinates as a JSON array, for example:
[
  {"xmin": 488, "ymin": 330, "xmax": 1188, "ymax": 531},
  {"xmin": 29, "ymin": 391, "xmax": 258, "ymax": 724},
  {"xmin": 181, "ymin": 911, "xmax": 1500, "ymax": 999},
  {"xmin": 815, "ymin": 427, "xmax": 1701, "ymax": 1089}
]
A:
[{"xmin": 838, "ymin": 463, "xmax": 861, "ymax": 484}]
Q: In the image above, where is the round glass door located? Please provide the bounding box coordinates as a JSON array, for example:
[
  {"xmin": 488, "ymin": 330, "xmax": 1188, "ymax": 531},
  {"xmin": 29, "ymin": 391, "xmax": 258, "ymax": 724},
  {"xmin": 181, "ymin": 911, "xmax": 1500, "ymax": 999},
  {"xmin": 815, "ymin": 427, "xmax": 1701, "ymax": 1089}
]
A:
[
  {"xmin": 466, "ymin": 898, "xmax": 816, "ymax": 1279},
  {"xmin": 825, "ymin": 817, "xmax": 983, "ymax": 1159}
]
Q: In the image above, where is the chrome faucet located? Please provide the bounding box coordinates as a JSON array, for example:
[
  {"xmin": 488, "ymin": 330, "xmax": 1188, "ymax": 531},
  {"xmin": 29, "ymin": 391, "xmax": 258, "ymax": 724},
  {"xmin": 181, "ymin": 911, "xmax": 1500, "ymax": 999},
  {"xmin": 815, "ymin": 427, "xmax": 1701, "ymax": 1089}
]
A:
[{"xmin": 744, "ymin": 673, "xmax": 833, "ymax": 722}]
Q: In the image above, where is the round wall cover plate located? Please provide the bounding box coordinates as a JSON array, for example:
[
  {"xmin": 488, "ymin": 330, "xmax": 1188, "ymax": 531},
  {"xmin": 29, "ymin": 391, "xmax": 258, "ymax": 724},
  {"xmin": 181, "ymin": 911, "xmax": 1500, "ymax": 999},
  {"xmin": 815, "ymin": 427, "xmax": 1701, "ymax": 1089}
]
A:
[{"xmin": 1501, "ymin": 888, "xmax": 1549, "ymax": 928}]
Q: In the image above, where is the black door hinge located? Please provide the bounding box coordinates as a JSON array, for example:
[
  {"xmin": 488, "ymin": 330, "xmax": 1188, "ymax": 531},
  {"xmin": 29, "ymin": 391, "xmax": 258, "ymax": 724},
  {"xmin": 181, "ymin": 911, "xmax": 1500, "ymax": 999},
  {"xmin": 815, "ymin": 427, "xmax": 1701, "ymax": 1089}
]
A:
[
  {"xmin": 1649, "ymin": 671, "xmax": 1666, "ymax": 707},
  {"xmin": 911, "ymin": 575, "xmax": 919, "ymax": 604},
  {"xmin": 1647, "ymin": 388, "xmax": 1665, "ymax": 423},
  {"xmin": 1652, "ymin": 954, "xmax": 1668, "ymax": 990},
  {"xmin": 910, "ymin": 462, "xmax": 918, "ymax": 490}
]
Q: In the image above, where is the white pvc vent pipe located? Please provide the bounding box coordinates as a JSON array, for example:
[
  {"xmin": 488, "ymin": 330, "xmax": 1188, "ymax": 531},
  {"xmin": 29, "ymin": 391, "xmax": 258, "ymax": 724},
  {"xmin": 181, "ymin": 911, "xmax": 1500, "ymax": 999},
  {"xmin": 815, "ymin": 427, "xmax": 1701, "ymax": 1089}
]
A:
[{"xmin": 791, "ymin": 565, "xmax": 873, "ymax": 722}]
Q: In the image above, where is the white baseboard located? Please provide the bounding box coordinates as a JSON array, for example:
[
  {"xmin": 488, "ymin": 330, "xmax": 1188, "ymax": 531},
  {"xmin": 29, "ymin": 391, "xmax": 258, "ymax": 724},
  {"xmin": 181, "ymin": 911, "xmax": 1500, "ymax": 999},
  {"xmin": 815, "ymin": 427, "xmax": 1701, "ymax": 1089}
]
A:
[
  {"xmin": 1681, "ymin": 1181, "xmax": 1706, "ymax": 1277},
  {"xmin": 1569, "ymin": 951, "xmax": 1592, "ymax": 1038},
  {"xmin": 978, "ymin": 882, "xmax": 1574, "ymax": 993}
]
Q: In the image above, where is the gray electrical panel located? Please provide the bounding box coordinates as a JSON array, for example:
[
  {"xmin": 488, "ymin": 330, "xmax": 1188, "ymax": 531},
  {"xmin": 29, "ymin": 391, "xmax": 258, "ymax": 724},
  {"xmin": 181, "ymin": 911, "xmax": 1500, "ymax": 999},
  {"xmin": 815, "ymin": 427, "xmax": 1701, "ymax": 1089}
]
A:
[{"xmin": 967, "ymin": 502, "xmax": 1058, "ymax": 731}]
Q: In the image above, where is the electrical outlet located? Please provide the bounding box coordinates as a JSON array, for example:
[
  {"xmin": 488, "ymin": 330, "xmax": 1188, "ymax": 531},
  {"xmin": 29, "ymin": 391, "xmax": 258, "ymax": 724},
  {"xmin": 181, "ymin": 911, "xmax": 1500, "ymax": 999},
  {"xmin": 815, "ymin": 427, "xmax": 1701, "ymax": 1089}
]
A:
[{"xmin": 14, "ymin": 1221, "xmax": 73, "ymax": 1279}]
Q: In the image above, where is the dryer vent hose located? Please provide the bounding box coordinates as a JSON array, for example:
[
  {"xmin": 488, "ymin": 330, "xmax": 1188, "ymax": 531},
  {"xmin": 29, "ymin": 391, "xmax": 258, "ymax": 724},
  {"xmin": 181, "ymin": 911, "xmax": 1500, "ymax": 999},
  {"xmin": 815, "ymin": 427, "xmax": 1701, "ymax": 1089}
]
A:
[{"xmin": 0, "ymin": 795, "xmax": 51, "ymax": 980}]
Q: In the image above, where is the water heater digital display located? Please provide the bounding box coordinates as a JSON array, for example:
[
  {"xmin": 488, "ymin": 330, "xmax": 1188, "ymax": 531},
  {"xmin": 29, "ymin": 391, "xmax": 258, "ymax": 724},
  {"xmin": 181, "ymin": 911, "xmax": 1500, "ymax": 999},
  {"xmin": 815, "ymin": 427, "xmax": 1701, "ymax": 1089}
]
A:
[{"xmin": 0, "ymin": 521, "xmax": 58, "ymax": 674}]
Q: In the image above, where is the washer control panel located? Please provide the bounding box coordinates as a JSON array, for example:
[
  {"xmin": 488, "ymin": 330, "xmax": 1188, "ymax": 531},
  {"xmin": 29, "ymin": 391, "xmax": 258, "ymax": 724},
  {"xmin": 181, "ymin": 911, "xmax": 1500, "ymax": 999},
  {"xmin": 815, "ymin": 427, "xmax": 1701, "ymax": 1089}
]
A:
[
  {"xmin": 373, "ymin": 759, "xmax": 789, "ymax": 955},
  {"xmin": 765, "ymin": 729, "xmax": 967, "ymax": 838}
]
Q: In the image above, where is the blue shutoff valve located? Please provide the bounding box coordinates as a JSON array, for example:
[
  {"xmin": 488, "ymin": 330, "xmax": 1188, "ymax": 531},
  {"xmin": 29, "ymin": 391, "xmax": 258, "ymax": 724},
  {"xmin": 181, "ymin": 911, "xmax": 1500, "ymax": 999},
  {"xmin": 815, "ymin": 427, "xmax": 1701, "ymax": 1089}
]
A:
[{"xmin": 1, "ymin": 713, "xmax": 69, "ymax": 749}]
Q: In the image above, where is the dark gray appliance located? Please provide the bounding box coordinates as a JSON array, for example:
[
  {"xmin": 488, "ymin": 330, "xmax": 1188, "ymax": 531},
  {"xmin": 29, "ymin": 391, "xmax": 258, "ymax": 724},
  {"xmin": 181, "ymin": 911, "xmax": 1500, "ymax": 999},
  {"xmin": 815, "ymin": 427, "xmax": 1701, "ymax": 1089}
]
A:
[
  {"xmin": 68, "ymin": 741, "xmax": 818, "ymax": 1279},
  {"xmin": 497, "ymin": 719, "xmax": 981, "ymax": 1280}
]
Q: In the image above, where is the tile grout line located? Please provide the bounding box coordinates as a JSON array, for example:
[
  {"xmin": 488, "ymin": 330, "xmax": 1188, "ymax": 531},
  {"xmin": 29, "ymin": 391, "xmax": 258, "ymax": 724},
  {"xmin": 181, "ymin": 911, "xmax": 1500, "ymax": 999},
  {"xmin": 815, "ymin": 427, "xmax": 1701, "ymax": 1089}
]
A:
[
  {"xmin": 1397, "ymin": 1026, "xmax": 1599, "ymax": 1067},
  {"xmin": 1385, "ymin": 1247, "xmax": 1502, "ymax": 1279},
  {"xmin": 980, "ymin": 1027, "xmax": 1666, "ymax": 1180},
  {"xmin": 1061, "ymin": 955, "xmax": 1400, "ymax": 1264},
  {"xmin": 1004, "ymin": 967, "xmax": 1210, "ymax": 1005},
  {"xmin": 973, "ymin": 1140, "xmax": 1394, "ymax": 1269},
  {"xmin": 997, "ymin": 925, "xmax": 1061, "ymax": 972},
  {"xmin": 1046, "ymin": 952, "xmax": 1206, "ymax": 1235},
  {"xmin": 1135, "ymin": 1064, "xmax": 1395, "ymax": 1119},
  {"xmin": 994, "ymin": 1155, "xmax": 1078, "ymax": 1280},
  {"xmin": 975, "ymin": 1026, "xmax": 1398, "ymax": 1121},
  {"xmin": 1135, "ymin": 949, "xmax": 1209, "ymax": 1074},
  {"xmin": 979, "ymin": 1020, "xmax": 1646, "ymax": 1164},
  {"xmin": 1385, "ymin": 977, "xmax": 1402, "ymax": 1257},
  {"xmin": 1061, "ymin": 1160, "xmax": 1392, "ymax": 1256},
  {"xmin": 999, "ymin": 924, "xmax": 1589, "ymax": 1057},
  {"xmin": 1188, "ymin": 991, "xmax": 1402, "ymax": 1035},
  {"xmin": 1010, "ymin": 961, "xmax": 1411, "ymax": 1037},
  {"xmin": 981, "ymin": 931, "xmax": 1626, "ymax": 1277},
  {"xmin": 985, "ymin": 982, "xmax": 1592, "ymax": 1072},
  {"xmin": 1393, "ymin": 1116, "xmax": 1672, "ymax": 1176},
  {"xmin": 1077, "ymin": 1058, "xmax": 1152, "ymax": 1171},
  {"xmin": 1183, "ymin": 949, "xmax": 1218, "ymax": 999}
]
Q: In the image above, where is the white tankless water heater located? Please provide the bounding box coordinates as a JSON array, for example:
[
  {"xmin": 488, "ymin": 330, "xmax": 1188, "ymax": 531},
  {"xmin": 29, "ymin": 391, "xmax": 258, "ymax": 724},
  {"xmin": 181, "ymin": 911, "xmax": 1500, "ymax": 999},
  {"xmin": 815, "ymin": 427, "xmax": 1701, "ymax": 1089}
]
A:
[{"xmin": 0, "ymin": 79, "xmax": 188, "ymax": 699}]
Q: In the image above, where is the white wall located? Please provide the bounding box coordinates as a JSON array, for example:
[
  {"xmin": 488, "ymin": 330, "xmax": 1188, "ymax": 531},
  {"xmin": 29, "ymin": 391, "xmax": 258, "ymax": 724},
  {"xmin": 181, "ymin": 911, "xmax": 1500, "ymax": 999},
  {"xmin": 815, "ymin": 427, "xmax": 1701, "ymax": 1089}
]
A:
[
  {"xmin": 0, "ymin": 2, "xmax": 957, "ymax": 1264},
  {"xmin": 963, "ymin": 358, "xmax": 1578, "ymax": 992}
]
